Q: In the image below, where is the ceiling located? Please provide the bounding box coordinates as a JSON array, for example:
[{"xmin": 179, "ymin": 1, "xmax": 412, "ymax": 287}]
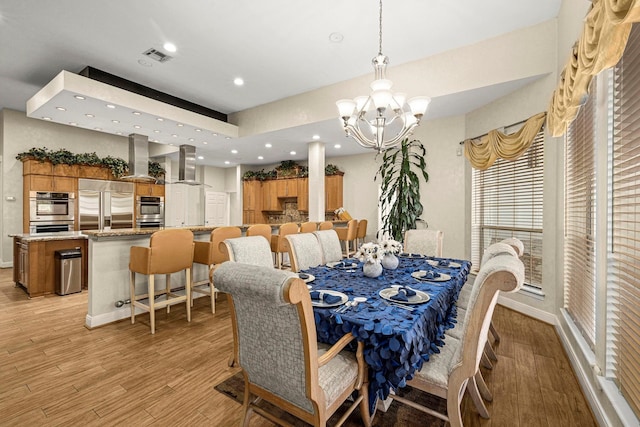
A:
[{"xmin": 0, "ymin": 0, "xmax": 561, "ymax": 168}]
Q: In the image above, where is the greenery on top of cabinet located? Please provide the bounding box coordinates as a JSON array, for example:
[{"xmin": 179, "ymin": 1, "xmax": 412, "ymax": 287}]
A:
[
  {"xmin": 242, "ymin": 162, "xmax": 341, "ymax": 181},
  {"xmin": 16, "ymin": 147, "xmax": 166, "ymax": 178}
]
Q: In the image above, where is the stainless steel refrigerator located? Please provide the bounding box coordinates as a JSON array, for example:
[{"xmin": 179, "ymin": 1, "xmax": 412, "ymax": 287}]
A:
[{"xmin": 78, "ymin": 179, "xmax": 134, "ymax": 230}]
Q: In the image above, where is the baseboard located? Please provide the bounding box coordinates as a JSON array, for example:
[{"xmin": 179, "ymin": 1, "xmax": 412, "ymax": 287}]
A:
[
  {"xmin": 1, "ymin": 261, "xmax": 13, "ymax": 269},
  {"xmin": 496, "ymin": 295, "xmax": 557, "ymax": 325}
]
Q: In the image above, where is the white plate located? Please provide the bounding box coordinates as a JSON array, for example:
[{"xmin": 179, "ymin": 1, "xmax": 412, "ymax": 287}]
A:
[
  {"xmin": 298, "ymin": 273, "xmax": 315, "ymax": 283},
  {"xmin": 310, "ymin": 290, "xmax": 348, "ymax": 308},
  {"xmin": 411, "ymin": 270, "xmax": 451, "ymax": 282},
  {"xmin": 398, "ymin": 253, "xmax": 424, "ymax": 258},
  {"xmin": 326, "ymin": 261, "xmax": 359, "ymax": 270},
  {"xmin": 426, "ymin": 260, "xmax": 462, "ymax": 268},
  {"xmin": 379, "ymin": 287, "xmax": 430, "ymax": 304}
]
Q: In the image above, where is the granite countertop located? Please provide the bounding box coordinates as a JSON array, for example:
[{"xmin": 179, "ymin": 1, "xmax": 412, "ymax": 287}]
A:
[{"xmin": 11, "ymin": 231, "xmax": 88, "ymax": 242}]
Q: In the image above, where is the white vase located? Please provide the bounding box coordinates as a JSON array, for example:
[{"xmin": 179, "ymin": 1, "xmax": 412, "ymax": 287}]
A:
[
  {"xmin": 381, "ymin": 254, "xmax": 399, "ymax": 270},
  {"xmin": 363, "ymin": 261, "xmax": 383, "ymax": 278}
]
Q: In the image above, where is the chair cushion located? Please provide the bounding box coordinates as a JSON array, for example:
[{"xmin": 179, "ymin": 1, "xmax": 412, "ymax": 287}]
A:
[
  {"xmin": 317, "ymin": 342, "xmax": 359, "ymax": 409},
  {"xmin": 413, "ymin": 336, "xmax": 461, "ymax": 388}
]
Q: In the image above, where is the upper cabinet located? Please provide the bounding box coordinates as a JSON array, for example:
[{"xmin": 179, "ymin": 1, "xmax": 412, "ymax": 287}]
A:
[
  {"xmin": 262, "ymin": 180, "xmax": 280, "ymax": 211},
  {"xmin": 297, "ymin": 178, "xmax": 309, "ymax": 211},
  {"xmin": 325, "ymin": 174, "xmax": 344, "ymax": 212},
  {"xmin": 276, "ymin": 178, "xmax": 298, "ymax": 197},
  {"xmin": 135, "ymin": 183, "xmax": 165, "ymax": 197}
]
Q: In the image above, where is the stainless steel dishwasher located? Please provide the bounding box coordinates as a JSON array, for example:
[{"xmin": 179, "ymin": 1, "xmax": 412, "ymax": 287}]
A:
[{"xmin": 55, "ymin": 248, "xmax": 82, "ymax": 295}]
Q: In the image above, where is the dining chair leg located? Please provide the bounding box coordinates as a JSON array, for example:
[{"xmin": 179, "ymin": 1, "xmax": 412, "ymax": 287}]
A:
[
  {"xmin": 149, "ymin": 274, "xmax": 156, "ymax": 335},
  {"xmin": 468, "ymin": 374, "xmax": 491, "ymax": 419},
  {"xmin": 485, "ymin": 340, "xmax": 498, "ymax": 361},
  {"xmin": 489, "ymin": 321, "xmax": 501, "ymax": 342},
  {"xmin": 185, "ymin": 268, "xmax": 191, "ymax": 323},
  {"xmin": 130, "ymin": 271, "xmax": 136, "ymax": 324},
  {"xmin": 165, "ymin": 273, "xmax": 171, "ymax": 314},
  {"xmin": 475, "ymin": 371, "xmax": 493, "ymax": 402}
]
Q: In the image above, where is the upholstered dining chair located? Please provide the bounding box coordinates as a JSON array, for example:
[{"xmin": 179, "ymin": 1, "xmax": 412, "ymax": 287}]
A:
[
  {"xmin": 500, "ymin": 237, "xmax": 524, "ymax": 257},
  {"xmin": 300, "ymin": 221, "xmax": 318, "ymax": 233},
  {"xmin": 129, "ymin": 229, "xmax": 194, "ymax": 334},
  {"xmin": 220, "ymin": 236, "xmax": 274, "ymax": 268},
  {"xmin": 284, "ymin": 233, "xmax": 323, "ymax": 272},
  {"xmin": 335, "ymin": 219, "xmax": 358, "ymax": 257},
  {"xmin": 271, "ymin": 222, "xmax": 299, "ymax": 269},
  {"xmin": 214, "ymin": 262, "xmax": 371, "ymax": 427},
  {"xmin": 318, "ymin": 221, "xmax": 334, "ymax": 230},
  {"xmin": 390, "ymin": 254, "xmax": 524, "ymax": 426},
  {"xmin": 192, "ymin": 226, "xmax": 241, "ymax": 313},
  {"xmin": 313, "ymin": 230, "xmax": 344, "ymax": 264},
  {"xmin": 403, "ymin": 229, "xmax": 444, "ymax": 257},
  {"xmin": 355, "ymin": 219, "xmax": 368, "ymax": 247},
  {"xmin": 246, "ymin": 223, "xmax": 272, "ymax": 244}
]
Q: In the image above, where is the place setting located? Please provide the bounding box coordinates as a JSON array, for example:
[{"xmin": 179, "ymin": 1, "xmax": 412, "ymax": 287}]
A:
[
  {"xmin": 398, "ymin": 252, "xmax": 425, "ymax": 259},
  {"xmin": 378, "ymin": 285, "xmax": 430, "ymax": 311},
  {"xmin": 297, "ymin": 272, "xmax": 315, "ymax": 283},
  {"xmin": 326, "ymin": 260, "xmax": 359, "ymax": 271},
  {"xmin": 425, "ymin": 259, "xmax": 462, "ymax": 269},
  {"xmin": 411, "ymin": 269, "xmax": 451, "ymax": 283},
  {"xmin": 309, "ymin": 289, "xmax": 348, "ymax": 308}
]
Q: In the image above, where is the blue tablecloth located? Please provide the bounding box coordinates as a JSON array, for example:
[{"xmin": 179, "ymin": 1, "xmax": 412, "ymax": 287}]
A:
[{"xmin": 303, "ymin": 256, "xmax": 471, "ymax": 410}]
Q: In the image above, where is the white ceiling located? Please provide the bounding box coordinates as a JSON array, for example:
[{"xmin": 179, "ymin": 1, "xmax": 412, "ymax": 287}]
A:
[{"xmin": 0, "ymin": 0, "xmax": 561, "ymax": 167}]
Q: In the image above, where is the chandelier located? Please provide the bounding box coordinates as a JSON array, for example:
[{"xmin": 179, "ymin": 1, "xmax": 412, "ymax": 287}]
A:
[{"xmin": 336, "ymin": 0, "xmax": 430, "ymax": 152}]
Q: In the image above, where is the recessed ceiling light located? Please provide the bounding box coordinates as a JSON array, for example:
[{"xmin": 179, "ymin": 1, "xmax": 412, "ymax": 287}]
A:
[
  {"xmin": 152, "ymin": 139, "xmax": 159, "ymax": 143},
  {"xmin": 85, "ymin": 114, "xmax": 94, "ymax": 118},
  {"xmin": 197, "ymin": 155, "xmax": 204, "ymax": 160},
  {"xmin": 112, "ymin": 120, "xmax": 120, "ymax": 123},
  {"xmin": 116, "ymin": 131, "xmax": 123, "ymax": 135},
  {"xmin": 231, "ymin": 149, "xmax": 238, "ymax": 154},
  {"xmin": 94, "ymin": 127, "xmax": 102, "ymax": 131},
  {"xmin": 133, "ymin": 125, "xmax": 141, "ymax": 129},
  {"xmin": 334, "ymin": 144, "xmax": 341, "ymax": 149},
  {"xmin": 56, "ymin": 106, "xmax": 66, "ymax": 111},
  {"xmin": 202, "ymin": 141, "xmax": 208, "ymax": 145},
  {"xmin": 258, "ymin": 156, "xmax": 264, "ymax": 160},
  {"xmin": 132, "ymin": 111, "xmax": 141, "ymax": 115},
  {"xmin": 290, "ymin": 151, "xmax": 296, "ymax": 155},
  {"xmin": 169, "ymin": 143, "xmax": 175, "ymax": 146},
  {"xmin": 195, "ymin": 128, "xmax": 201, "ymax": 132},
  {"xmin": 265, "ymin": 143, "xmax": 272, "ymax": 148},
  {"xmin": 42, "ymin": 117, "xmax": 51, "ymax": 121},
  {"xmin": 74, "ymin": 95, "xmax": 85, "ymax": 100},
  {"xmin": 225, "ymin": 136, "xmax": 231, "ymax": 140},
  {"xmin": 312, "ymin": 134, "xmax": 320, "ymax": 140},
  {"xmin": 172, "ymin": 134, "xmax": 178, "ymax": 137},
  {"xmin": 212, "ymin": 133, "xmax": 218, "ymax": 137},
  {"xmin": 177, "ymin": 123, "xmax": 183, "ymax": 127},
  {"xmin": 106, "ymin": 104, "xmax": 116, "ymax": 109},
  {"xmin": 163, "ymin": 42, "xmax": 177, "ymax": 53},
  {"xmin": 154, "ymin": 129, "xmax": 161, "ymax": 133},
  {"xmin": 188, "ymin": 138, "xmax": 195, "ymax": 142},
  {"xmin": 69, "ymin": 122, "xmax": 77, "ymax": 126},
  {"xmin": 234, "ymin": 77, "xmax": 244, "ymax": 86},
  {"xmin": 156, "ymin": 117, "xmax": 164, "ymax": 121},
  {"xmin": 224, "ymin": 161, "xmax": 230, "ymax": 165}
]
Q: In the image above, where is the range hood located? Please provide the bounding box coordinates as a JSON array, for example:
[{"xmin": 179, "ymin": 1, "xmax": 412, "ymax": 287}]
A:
[
  {"xmin": 120, "ymin": 134, "xmax": 157, "ymax": 183},
  {"xmin": 171, "ymin": 144, "xmax": 209, "ymax": 186}
]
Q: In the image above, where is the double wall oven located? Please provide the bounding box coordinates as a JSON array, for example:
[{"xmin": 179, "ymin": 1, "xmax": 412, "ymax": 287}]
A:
[
  {"xmin": 29, "ymin": 191, "xmax": 75, "ymax": 233},
  {"xmin": 136, "ymin": 196, "xmax": 164, "ymax": 228}
]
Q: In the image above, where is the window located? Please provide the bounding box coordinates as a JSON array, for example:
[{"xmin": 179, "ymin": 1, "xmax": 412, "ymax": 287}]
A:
[
  {"xmin": 609, "ymin": 23, "xmax": 640, "ymax": 419},
  {"xmin": 564, "ymin": 77, "xmax": 597, "ymax": 349},
  {"xmin": 471, "ymin": 127, "xmax": 544, "ymax": 287}
]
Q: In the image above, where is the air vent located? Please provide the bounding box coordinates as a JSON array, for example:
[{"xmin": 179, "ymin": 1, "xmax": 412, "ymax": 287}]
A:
[{"xmin": 142, "ymin": 48, "xmax": 173, "ymax": 63}]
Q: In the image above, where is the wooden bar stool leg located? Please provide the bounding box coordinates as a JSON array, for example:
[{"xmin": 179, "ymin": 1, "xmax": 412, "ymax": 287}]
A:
[
  {"xmin": 130, "ymin": 271, "xmax": 136, "ymax": 324},
  {"xmin": 210, "ymin": 267, "xmax": 216, "ymax": 314},
  {"xmin": 149, "ymin": 274, "xmax": 156, "ymax": 335},
  {"xmin": 186, "ymin": 268, "xmax": 191, "ymax": 322},
  {"xmin": 166, "ymin": 274, "xmax": 171, "ymax": 314}
]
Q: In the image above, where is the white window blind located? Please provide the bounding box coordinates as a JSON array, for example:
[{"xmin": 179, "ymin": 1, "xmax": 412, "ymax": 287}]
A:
[
  {"xmin": 471, "ymin": 128, "xmax": 544, "ymax": 287},
  {"xmin": 609, "ymin": 23, "xmax": 640, "ymax": 419},
  {"xmin": 564, "ymin": 77, "xmax": 597, "ymax": 350}
]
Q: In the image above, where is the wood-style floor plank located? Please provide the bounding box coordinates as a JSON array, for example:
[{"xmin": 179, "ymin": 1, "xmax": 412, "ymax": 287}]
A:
[{"xmin": 0, "ymin": 267, "xmax": 597, "ymax": 426}]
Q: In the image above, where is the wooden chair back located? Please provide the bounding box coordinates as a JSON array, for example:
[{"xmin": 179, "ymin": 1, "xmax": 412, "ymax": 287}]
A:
[
  {"xmin": 211, "ymin": 226, "xmax": 242, "ymax": 264},
  {"xmin": 318, "ymin": 221, "xmax": 333, "ymax": 230},
  {"xmin": 246, "ymin": 224, "xmax": 273, "ymax": 243},
  {"xmin": 299, "ymin": 221, "xmax": 317, "ymax": 233}
]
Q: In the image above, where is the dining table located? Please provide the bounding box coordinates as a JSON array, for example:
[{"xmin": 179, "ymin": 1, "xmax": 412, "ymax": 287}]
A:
[{"xmin": 301, "ymin": 254, "xmax": 472, "ymax": 413}]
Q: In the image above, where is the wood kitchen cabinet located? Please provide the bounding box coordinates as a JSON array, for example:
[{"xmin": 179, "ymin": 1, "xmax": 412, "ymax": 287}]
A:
[
  {"xmin": 27, "ymin": 174, "xmax": 77, "ymax": 193},
  {"xmin": 262, "ymin": 180, "xmax": 280, "ymax": 211},
  {"xmin": 297, "ymin": 178, "xmax": 309, "ymax": 211},
  {"xmin": 276, "ymin": 178, "xmax": 298, "ymax": 197},
  {"xmin": 243, "ymin": 180, "xmax": 260, "ymax": 210},
  {"xmin": 325, "ymin": 174, "xmax": 344, "ymax": 212},
  {"xmin": 135, "ymin": 183, "xmax": 165, "ymax": 197}
]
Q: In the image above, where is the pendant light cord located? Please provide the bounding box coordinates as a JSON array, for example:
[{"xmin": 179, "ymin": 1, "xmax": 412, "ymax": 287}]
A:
[{"xmin": 378, "ymin": 0, "xmax": 383, "ymax": 55}]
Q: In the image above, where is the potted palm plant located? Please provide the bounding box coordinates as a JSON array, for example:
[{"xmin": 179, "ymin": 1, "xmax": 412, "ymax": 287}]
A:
[{"xmin": 376, "ymin": 138, "xmax": 429, "ymax": 241}]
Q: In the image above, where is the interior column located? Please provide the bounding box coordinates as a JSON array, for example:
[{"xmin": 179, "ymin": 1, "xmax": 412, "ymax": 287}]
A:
[{"xmin": 307, "ymin": 141, "xmax": 325, "ymax": 222}]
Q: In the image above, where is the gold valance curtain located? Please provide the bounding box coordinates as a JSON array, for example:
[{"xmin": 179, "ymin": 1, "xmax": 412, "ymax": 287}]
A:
[
  {"xmin": 464, "ymin": 112, "xmax": 546, "ymax": 170},
  {"xmin": 547, "ymin": 0, "xmax": 640, "ymax": 137}
]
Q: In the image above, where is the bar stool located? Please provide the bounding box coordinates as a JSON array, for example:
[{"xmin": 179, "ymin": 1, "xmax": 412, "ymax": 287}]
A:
[
  {"xmin": 299, "ymin": 221, "xmax": 317, "ymax": 233},
  {"xmin": 129, "ymin": 229, "xmax": 194, "ymax": 334},
  {"xmin": 192, "ymin": 226, "xmax": 241, "ymax": 313},
  {"xmin": 270, "ymin": 222, "xmax": 298, "ymax": 269},
  {"xmin": 246, "ymin": 224, "xmax": 272, "ymax": 243},
  {"xmin": 335, "ymin": 219, "xmax": 357, "ymax": 257},
  {"xmin": 318, "ymin": 221, "xmax": 333, "ymax": 230}
]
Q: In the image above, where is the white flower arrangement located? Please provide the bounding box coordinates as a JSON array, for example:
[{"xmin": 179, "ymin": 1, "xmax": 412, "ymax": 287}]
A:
[
  {"xmin": 355, "ymin": 242, "xmax": 382, "ymax": 265},
  {"xmin": 380, "ymin": 239, "xmax": 403, "ymax": 255}
]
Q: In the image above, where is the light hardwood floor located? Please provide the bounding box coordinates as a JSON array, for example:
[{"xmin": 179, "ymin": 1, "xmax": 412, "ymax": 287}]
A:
[{"xmin": 0, "ymin": 268, "xmax": 596, "ymax": 426}]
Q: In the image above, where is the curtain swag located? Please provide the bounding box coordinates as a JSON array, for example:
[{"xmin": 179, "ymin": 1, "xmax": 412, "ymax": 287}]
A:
[
  {"xmin": 547, "ymin": 0, "xmax": 640, "ymax": 137},
  {"xmin": 464, "ymin": 112, "xmax": 546, "ymax": 171}
]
